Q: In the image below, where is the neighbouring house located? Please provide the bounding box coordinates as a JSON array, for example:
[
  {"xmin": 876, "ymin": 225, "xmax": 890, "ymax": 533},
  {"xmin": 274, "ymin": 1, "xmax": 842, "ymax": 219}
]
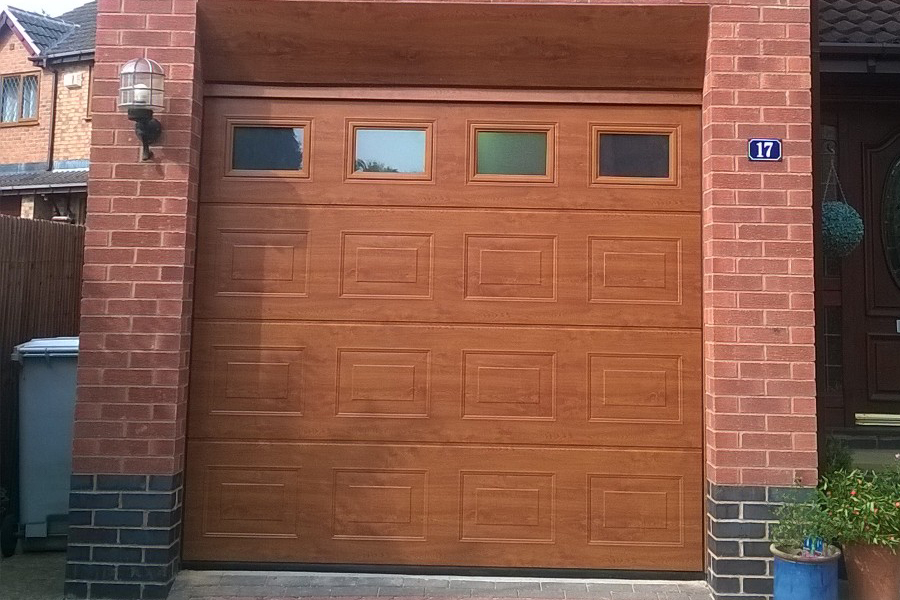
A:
[
  {"xmin": 0, "ymin": 2, "xmax": 95, "ymax": 225},
  {"xmin": 57, "ymin": 1, "xmax": 899, "ymax": 599}
]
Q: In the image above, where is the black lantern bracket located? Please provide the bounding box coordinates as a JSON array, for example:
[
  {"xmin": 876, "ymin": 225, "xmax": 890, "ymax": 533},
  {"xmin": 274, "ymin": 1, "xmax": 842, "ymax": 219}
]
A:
[{"xmin": 128, "ymin": 108, "xmax": 162, "ymax": 161}]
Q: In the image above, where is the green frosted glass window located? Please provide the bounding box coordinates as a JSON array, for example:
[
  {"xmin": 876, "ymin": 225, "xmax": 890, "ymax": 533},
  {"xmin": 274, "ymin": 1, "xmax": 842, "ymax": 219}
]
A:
[
  {"xmin": 599, "ymin": 134, "xmax": 670, "ymax": 178},
  {"xmin": 475, "ymin": 131, "xmax": 548, "ymax": 176},
  {"xmin": 354, "ymin": 128, "xmax": 427, "ymax": 174},
  {"xmin": 232, "ymin": 126, "xmax": 304, "ymax": 171}
]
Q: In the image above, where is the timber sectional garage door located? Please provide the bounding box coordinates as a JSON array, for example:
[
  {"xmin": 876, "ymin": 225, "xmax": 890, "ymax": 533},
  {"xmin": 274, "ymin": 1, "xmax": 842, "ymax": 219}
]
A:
[{"xmin": 184, "ymin": 96, "xmax": 704, "ymax": 571}]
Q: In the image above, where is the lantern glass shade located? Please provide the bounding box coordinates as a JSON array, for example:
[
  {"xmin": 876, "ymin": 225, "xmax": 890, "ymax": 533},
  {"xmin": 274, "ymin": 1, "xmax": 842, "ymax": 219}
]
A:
[{"xmin": 118, "ymin": 58, "xmax": 165, "ymax": 111}]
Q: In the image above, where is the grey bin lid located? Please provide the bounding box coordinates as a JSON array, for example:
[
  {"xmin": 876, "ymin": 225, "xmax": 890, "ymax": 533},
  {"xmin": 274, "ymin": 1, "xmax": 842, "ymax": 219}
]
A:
[{"xmin": 12, "ymin": 337, "xmax": 80, "ymax": 362}]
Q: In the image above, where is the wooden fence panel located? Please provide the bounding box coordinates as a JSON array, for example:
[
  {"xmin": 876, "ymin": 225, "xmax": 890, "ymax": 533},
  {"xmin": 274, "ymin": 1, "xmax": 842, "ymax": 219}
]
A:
[{"xmin": 0, "ymin": 216, "xmax": 84, "ymax": 516}]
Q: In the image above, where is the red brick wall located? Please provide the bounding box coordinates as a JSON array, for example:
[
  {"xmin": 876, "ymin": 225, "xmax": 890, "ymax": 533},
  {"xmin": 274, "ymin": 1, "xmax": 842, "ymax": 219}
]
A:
[
  {"xmin": 53, "ymin": 63, "xmax": 93, "ymax": 162},
  {"xmin": 76, "ymin": 0, "xmax": 201, "ymax": 475},
  {"xmin": 77, "ymin": 0, "xmax": 815, "ymax": 489},
  {"xmin": 698, "ymin": 2, "xmax": 816, "ymax": 487}
]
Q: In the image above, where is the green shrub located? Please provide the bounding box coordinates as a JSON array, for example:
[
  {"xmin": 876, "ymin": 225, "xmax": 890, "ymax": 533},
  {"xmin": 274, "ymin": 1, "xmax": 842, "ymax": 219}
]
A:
[
  {"xmin": 819, "ymin": 455, "xmax": 900, "ymax": 548},
  {"xmin": 771, "ymin": 488, "xmax": 836, "ymax": 552},
  {"xmin": 822, "ymin": 436, "xmax": 853, "ymax": 474}
]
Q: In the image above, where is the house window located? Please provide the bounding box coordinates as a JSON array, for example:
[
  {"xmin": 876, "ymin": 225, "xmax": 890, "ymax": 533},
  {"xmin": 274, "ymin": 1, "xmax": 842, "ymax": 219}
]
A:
[
  {"xmin": 1, "ymin": 73, "xmax": 39, "ymax": 124},
  {"xmin": 591, "ymin": 125, "xmax": 678, "ymax": 185},
  {"xmin": 227, "ymin": 119, "xmax": 311, "ymax": 178},
  {"xmin": 347, "ymin": 121, "xmax": 433, "ymax": 181},
  {"xmin": 468, "ymin": 123, "xmax": 556, "ymax": 183}
]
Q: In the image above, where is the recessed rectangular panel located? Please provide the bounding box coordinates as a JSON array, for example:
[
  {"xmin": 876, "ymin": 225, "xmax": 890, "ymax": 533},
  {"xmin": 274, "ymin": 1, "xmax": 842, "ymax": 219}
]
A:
[
  {"xmin": 203, "ymin": 467, "xmax": 300, "ymax": 537},
  {"xmin": 217, "ymin": 230, "xmax": 309, "ymax": 296},
  {"xmin": 464, "ymin": 352, "xmax": 555, "ymax": 420},
  {"xmin": 351, "ymin": 364, "xmax": 416, "ymax": 402},
  {"xmin": 589, "ymin": 354, "xmax": 682, "ymax": 423},
  {"xmin": 588, "ymin": 475, "xmax": 683, "ymax": 545},
  {"xmin": 341, "ymin": 233, "xmax": 433, "ymax": 298},
  {"xmin": 231, "ymin": 244, "xmax": 295, "ymax": 281},
  {"xmin": 589, "ymin": 237, "xmax": 680, "ymax": 304},
  {"xmin": 460, "ymin": 472, "xmax": 554, "ymax": 543},
  {"xmin": 225, "ymin": 362, "xmax": 290, "ymax": 399},
  {"xmin": 466, "ymin": 235, "xmax": 556, "ymax": 301},
  {"xmin": 212, "ymin": 348, "xmax": 303, "ymax": 415},
  {"xmin": 337, "ymin": 349, "xmax": 430, "ymax": 417},
  {"xmin": 333, "ymin": 470, "xmax": 427, "ymax": 540},
  {"xmin": 869, "ymin": 336, "xmax": 900, "ymax": 402},
  {"xmin": 357, "ymin": 248, "xmax": 419, "ymax": 284}
]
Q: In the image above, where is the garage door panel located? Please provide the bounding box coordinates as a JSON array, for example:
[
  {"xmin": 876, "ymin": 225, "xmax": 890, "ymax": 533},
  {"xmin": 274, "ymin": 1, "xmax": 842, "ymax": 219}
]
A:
[
  {"xmin": 188, "ymin": 322, "xmax": 701, "ymax": 448},
  {"xmin": 194, "ymin": 205, "xmax": 700, "ymax": 328},
  {"xmin": 187, "ymin": 96, "xmax": 703, "ymax": 571},
  {"xmin": 201, "ymin": 98, "xmax": 701, "ymax": 214},
  {"xmin": 184, "ymin": 440, "xmax": 702, "ymax": 569}
]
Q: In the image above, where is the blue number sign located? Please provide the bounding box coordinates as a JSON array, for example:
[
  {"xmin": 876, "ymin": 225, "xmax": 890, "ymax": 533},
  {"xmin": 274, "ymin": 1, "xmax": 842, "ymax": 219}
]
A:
[{"xmin": 748, "ymin": 138, "xmax": 783, "ymax": 162}]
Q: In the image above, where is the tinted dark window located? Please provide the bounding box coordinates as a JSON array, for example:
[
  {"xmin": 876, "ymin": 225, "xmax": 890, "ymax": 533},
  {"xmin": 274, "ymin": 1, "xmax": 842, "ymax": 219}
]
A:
[
  {"xmin": 599, "ymin": 134, "xmax": 670, "ymax": 178},
  {"xmin": 232, "ymin": 126, "xmax": 304, "ymax": 171}
]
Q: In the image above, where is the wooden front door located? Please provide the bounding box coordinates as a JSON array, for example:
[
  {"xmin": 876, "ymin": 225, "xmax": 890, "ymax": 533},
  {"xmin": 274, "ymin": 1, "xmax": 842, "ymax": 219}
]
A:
[
  {"xmin": 831, "ymin": 106, "xmax": 900, "ymax": 425},
  {"xmin": 183, "ymin": 94, "xmax": 703, "ymax": 571}
]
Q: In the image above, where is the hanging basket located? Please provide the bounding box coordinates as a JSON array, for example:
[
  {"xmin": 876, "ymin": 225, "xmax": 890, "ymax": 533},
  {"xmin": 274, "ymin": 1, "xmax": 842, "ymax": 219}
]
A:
[
  {"xmin": 821, "ymin": 155, "xmax": 864, "ymax": 258},
  {"xmin": 822, "ymin": 200, "xmax": 864, "ymax": 258}
]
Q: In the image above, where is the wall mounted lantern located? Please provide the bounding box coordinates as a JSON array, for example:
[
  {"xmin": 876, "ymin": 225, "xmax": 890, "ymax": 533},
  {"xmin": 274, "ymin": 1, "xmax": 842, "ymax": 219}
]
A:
[{"xmin": 118, "ymin": 58, "xmax": 165, "ymax": 161}]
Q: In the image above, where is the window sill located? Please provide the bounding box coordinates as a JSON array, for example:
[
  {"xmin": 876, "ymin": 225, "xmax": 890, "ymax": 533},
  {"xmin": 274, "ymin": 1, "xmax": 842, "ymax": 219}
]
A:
[{"xmin": 0, "ymin": 120, "xmax": 39, "ymax": 129}]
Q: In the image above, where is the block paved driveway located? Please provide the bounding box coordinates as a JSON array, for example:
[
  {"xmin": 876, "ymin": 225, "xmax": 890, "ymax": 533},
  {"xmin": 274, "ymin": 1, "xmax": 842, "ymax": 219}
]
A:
[{"xmin": 170, "ymin": 571, "xmax": 714, "ymax": 600}]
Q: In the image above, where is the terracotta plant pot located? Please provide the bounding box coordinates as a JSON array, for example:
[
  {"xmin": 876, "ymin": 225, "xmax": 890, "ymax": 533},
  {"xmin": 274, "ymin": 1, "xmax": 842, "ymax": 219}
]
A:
[{"xmin": 843, "ymin": 543, "xmax": 900, "ymax": 600}]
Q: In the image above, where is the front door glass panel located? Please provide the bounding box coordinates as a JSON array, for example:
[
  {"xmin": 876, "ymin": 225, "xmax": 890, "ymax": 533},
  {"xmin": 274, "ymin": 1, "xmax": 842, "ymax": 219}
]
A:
[{"xmin": 883, "ymin": 155, "xmax": 900, "ymax": 288}]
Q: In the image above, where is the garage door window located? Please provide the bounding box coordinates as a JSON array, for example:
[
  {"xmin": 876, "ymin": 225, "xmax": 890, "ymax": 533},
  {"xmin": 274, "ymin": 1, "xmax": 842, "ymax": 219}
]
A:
[
  {"xmin": 592, "ymin": 126, "xmax": 677, "ymax": 186},
  {"xmin": 228, "ymin": 120, "xmax": 310, "ymax": 178},
  {"xmin": 470, "ymin": 123, "xmax": 556, "ymax": 183},
  {"xmin": 348, "ymin": 122, "xmax": 433, "ymax": 181}
]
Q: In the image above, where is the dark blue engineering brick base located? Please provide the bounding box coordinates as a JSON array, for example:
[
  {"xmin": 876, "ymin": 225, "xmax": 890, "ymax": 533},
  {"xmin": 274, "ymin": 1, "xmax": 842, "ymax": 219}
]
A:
[
  {"xmin": 65, "ymin": 477, "xmax": 792, "ymax": 599},
  {"xmin": 706, "ymin": 484, "xmax": 812, "ymax": 600},
  {"xmin": 64, "ymin": 474, "xmax": 183, "ymax": 599}
]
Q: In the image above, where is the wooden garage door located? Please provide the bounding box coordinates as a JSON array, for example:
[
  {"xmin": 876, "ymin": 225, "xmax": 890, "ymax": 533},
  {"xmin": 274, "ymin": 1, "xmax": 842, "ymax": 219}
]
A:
[{"xmin": 184, "ymin": 95, "xmax": 703, "ymax": 571}]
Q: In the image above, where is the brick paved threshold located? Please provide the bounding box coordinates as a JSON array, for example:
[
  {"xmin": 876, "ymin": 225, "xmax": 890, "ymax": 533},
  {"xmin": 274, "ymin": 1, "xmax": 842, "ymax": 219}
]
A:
[{"xmin": 169, "ymin": 571, "xmax": 713, "ymax": 600}]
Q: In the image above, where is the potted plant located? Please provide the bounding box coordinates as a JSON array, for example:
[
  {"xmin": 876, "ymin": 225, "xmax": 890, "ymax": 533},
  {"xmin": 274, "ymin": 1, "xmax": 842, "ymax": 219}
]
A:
[
  {"xmin": 770, "ymin": 488, "xmax": 842, "ymax": 600},
  {"xmin": 820, "ymin": 454, "xmax": 900, "ymax": 600}
]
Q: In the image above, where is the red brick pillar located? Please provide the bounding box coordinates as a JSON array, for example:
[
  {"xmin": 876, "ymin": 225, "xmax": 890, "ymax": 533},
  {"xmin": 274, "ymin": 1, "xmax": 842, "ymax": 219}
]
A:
[
  {"xmin": 66, "ymin": 1, "xmax": 201, "ymax": 598},
  {"xmin": 701, "ymin": 2, "xmax": 816, "ymax": 597}
]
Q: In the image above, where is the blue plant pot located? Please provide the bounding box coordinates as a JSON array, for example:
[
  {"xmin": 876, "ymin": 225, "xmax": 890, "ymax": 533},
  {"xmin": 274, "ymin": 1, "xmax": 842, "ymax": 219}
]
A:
[{"xmin": 771, "ymin": 544, "xmax": 841, "ymax": 600}]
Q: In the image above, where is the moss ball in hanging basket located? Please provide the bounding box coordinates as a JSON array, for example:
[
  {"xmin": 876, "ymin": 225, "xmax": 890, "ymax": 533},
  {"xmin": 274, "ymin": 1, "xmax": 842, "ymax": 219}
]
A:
[{"xmin": 822, "ymin": 201, "xmax": 864, "ymax": 258}]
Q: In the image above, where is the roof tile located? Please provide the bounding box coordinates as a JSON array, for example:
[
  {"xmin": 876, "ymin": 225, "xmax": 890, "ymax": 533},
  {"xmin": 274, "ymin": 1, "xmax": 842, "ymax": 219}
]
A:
[
  {"xmin": 4, "ymin": 2, "xmax": 95, "ymax": 57},
  {"xmin": 820, "ymin": 0, "xmax": 900, "ymax": 45}
]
